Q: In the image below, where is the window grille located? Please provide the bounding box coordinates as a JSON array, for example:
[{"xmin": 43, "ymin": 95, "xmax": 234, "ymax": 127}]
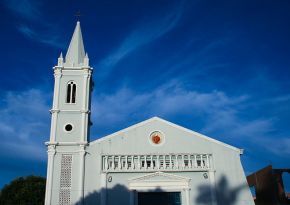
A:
[
  {"xmin": 66, "ymin": 82, "xmax": 76, "ymax": 103},
  {"xmin": 59, "ymin": 154, "xmax": 72, "ymax": 205}
]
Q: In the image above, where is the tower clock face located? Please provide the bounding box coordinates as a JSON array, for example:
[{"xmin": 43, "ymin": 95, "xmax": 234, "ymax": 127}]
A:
[{"xmin": 149, "ymin": 131, "xmax": 164, "ymax": 145}]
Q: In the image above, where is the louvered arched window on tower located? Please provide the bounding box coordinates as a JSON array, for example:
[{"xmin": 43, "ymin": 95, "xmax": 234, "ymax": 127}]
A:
[{"xmin": 66, "ymin": 81, "xmax": 76, "ymax": 103}]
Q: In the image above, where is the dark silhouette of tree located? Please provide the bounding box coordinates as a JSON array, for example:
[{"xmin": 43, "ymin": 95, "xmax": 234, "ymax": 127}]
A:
[
  {"xmin": 0, "ymin": 175, "xmax": 46, "ymax": 205},
  {"xmin": 76, "ymin": 185, "xmax": 168, "ymax": 205},
  {"xmin": 75, "ymin": 175, "xmax": 248, "ymax": 205},
  {"xmin": 196, "ymin": 175, "xmax": 247, "ymax": 205}
]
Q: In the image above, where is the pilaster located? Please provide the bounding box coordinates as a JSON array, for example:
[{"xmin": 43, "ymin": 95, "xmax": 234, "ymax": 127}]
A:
[
  {"xmin": 49, "ymin": 67, "xmax": 62, "ymax": 143},
  {"xmin": 44, "ymin": 145, "xmax": 56, "ymax": 205},
  {"xmin": 78, "ymin": 144, "xmax": 86, "ymax": 205}
]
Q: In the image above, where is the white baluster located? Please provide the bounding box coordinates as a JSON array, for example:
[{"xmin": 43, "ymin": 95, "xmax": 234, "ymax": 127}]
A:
[
  {"xmin": 144, "ymin": 156, "xmax": 147, "ymax": 169},
  {"xmin": 206, "ymin": 155, "xmax": 209, "ymax": 168},
  {"xmin": 157, "ymin": 155, "xmax": 160, "ymax": 170},
  {"xmin": 138, "ymin": 156, "xmax": 141, "ymax": 169},
  {"xmin": 118, "ymin": 156, "xmax": 121, "ymax": 170},
  {"xmin": 188, "ymin": 155, "xmax": 192, "ymax": 168},
  {"xmin": 104, "ymin": 156, "xmax": 108, "ymax": 170},
  {"xmin": 112, "ymin": 156, "xmax": 115, "ymax": 169},
  {"xmin": 125, "ymin": 155, "xmax": 128, "ymax": 170},
  {"xmin": 182, "ymin": 155, "xmax": 185, "ymax": 169},
  {"xmin": 131, "ymin": 156, "xmax": 135, "ymax": 170}
]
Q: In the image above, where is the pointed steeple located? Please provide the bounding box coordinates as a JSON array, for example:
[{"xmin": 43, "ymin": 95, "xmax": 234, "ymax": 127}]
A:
[{"xmin": 65, "ymin": 21, "xmax": 86, "ymax": 67}]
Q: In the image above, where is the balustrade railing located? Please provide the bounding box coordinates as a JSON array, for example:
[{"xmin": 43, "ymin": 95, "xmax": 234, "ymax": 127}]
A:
[{"xmin": 101, "ymin": 154, "xmax": 212, "ymax": 172}]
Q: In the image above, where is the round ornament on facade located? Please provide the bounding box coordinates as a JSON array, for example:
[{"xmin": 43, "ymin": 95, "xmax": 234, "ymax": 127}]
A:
[
  {"xmin": 149, "ymin": 131, "xmax": 165, "ymax": 146},
  {"xmin": 64, "ymin": 124, "xmax": 73, "ymax": 132}
]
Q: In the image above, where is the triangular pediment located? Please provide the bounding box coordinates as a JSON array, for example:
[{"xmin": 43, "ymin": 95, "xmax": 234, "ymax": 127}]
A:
[
  {"xmin": 91, "ymin": 116, "xmax": 241, "ymax": 153},
  {"xmin": 129, "ymin": 172, "xmax": 191, "ymax": 182},
  {"xmin": 128, "ymin": 172, "xmax": 191, "ymax": 190}
]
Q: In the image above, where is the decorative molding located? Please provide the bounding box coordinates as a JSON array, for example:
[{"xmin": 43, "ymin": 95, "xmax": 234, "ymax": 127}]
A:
[
  {"xmin": 47, "ymin": 145, "xmax": 56, "ymax": 154},
  {"xmin": 51, "ymin": 109, "xmax": 90, "ymax": 113},
  {"xmin": 50, "ymin": 109, "xmax": 60, "ymax": 114},
  {"xmin": 128, "ymin": 171, "xmax": 191, "ymax": 191},
  {"xmin": 129, "ymin": 171, "xmax": 191, "ymax": 182},
  {"xmin": 79, "ymin": 144, "xmax": 87, "ymax": 154},
  {"xmin": 80, "ymin": 109, "xmax": 90, "ymax": 114},
  {"xmin": 53, "ymin": 66, "xmax": 63, "ymax": 71},
  {"xmin": 45, "ymin": 141, "xmax": 88, "ymax": 146}
]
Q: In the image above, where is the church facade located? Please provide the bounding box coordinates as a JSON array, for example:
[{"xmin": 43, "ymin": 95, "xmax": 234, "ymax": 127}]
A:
[{"xmin": 44, "ymin": 22, "xmax": 254, "ymax": 205}]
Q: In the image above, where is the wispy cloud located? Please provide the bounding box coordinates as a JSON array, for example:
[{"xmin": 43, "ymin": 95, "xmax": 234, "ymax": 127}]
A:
[
  {"xmin": 0, "ymin": 89, "xmax": 51, "ymax": 161},
  {"xmin": 18, "ymin": 24, "xmax": 64, "ymax": 48},
  {"xmin": 262, "ymin": 137, "xmax": 290, "ymax": 156},
  {"xmin": 91, "ymin": 80, "xmax": 268, "ymax": 141},
  {"xmin": 91, "ymin": 78, "xmax": 290, "ymax": 159},
  {"xmin": 96, "ymin": 1, "xmax": 185, "ymax": 78},
  {"xmin": 3, "ymin": 0, "xmax": 64, "ymax": 48},
  {"xmin": 3, "ymin": 0, "xmax": 41, "ymax": 20}
]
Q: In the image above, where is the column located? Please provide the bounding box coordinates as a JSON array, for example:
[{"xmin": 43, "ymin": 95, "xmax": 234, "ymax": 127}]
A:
[
  {"xmin": 78, "ymin": 145, "xmax": 86, "ymax": 205},
  {"xmin": 50, "ymin": 68, "xmax": 61, "ymax": 142},
  {"xmin": 44, "ymin": 145, "xmax": 56, "ymax": 205},
  {"xmin": 81, "ymin": 68, "xmax": 91, "ymax": 142},
  {"xmin": 184, "ymin": 188, "xmax": 190, "ymax": 205}
]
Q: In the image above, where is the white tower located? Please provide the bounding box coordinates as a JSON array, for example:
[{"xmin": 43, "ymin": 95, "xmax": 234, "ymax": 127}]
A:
[{"xmin": 45, "ymin": 21, "xmax": 92, "ymax": 205}]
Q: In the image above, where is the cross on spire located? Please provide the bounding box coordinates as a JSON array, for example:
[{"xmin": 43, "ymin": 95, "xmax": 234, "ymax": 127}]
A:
[{"xmin": 75, "ymin": 11, "xmax": 82, "ymax": 21}]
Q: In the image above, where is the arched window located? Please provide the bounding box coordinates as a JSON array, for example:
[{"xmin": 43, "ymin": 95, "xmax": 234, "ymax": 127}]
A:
[{"xmin": 66, "ymin": 81, "xmax": 76, "ymax": 103}]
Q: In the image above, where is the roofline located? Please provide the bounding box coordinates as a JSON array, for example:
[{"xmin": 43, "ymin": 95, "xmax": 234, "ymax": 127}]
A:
[{"xmin": 90, "ymin": 116, "xmax": 242, "ymax": 153}]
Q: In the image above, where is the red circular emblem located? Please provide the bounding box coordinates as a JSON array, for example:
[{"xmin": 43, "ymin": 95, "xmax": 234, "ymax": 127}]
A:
[{"xmin": 152, "ymin": 135, "xmax": 161, "ymax": 144}]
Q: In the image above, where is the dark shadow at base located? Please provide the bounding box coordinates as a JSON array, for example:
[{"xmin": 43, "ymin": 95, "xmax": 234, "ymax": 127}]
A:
[
  {"xmin": 195, "ymin": 175, "xmax": 248, "ymax": 205},
  {"xmin": 75, "ymin": 185, "xmax": 166, "ymax": 205},
  {"xmin": 75, "ymin": 174, "xmax": 251, "ymax": 205}
]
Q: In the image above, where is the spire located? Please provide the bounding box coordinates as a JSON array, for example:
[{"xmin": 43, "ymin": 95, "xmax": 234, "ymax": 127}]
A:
[{"xmin": 65, "ymin": 21, "xmax": 86, "ymax": 67}]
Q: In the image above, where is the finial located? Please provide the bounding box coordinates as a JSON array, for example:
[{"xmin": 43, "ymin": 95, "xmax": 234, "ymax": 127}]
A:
[
  {"xmin": 58, "ymin": 52, "xmax": 63, "ymax": 66},
  {"xmin": 84, "ymin": 52, "xmax": 89, "ymax": 67}
]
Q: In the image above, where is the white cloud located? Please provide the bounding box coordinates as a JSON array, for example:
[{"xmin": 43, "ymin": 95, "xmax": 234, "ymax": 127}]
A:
[
  {"xmin": 3, "ymin": 0, "xmax": 64, "ymax": 48},
  {"xmin": 91, "ymin": 80, "xmax": 255, "ymax": 138},
  {"xmin": 0, "ymin": 83, "xmax": 283, "ymax": 162},
  {"xmin": 17, "ymin": 24, "xmax": 64, "ymax": 48},
  {"xmin": 3, "ymin": 0, "xmax": 41, "ymax": 20},
  {"xmin": 96, "ymin": 2, "xmax": 185, "ymax": 78},
  {"xmin": 91, "ymin": 79, "xmax": 284, "ymax": 159},
  {"xmin": 261, "ymin": 137, "xmax": 290, "ymax": 156},
  {"xmin": 0, "ymin": 89, "xmax": 51, "ymax": 161}
]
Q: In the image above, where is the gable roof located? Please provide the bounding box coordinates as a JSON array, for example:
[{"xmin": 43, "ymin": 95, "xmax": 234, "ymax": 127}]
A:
[{"xmin": 91, "ymin": 116, "xmax": 242, "ymax": 154}]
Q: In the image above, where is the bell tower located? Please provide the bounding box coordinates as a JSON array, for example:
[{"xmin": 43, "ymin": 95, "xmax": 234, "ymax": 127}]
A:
[
  {"xmin": 45, "ymin": 21, "xmax": 92, "ymax": 205},
  {"xmin": 50, "ymin": 21, "xmax": 92, "ymax": 144}
]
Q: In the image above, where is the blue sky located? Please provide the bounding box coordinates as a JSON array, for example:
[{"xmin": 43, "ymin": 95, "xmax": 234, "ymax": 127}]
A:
[{"xmin": 0, "ymin": 0, "xmax": 290, "ymax": 190}]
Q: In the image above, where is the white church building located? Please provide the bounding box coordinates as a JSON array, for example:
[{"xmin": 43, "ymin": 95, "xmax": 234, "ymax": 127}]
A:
[{"xmin": 44, "ymin": 22, "xmax": 254, "ymax": 205}]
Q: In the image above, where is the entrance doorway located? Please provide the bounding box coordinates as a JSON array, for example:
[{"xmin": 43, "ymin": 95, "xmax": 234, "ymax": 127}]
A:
[{"xmin": 138, "ymin": 192, "xmax": 181, "ymax": 205}]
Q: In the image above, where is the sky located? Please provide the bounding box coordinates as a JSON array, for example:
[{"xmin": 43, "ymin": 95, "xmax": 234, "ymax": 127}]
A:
[{"xmin": 0, "ymin": 0, "xmax": 290, "ymax": 191}]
